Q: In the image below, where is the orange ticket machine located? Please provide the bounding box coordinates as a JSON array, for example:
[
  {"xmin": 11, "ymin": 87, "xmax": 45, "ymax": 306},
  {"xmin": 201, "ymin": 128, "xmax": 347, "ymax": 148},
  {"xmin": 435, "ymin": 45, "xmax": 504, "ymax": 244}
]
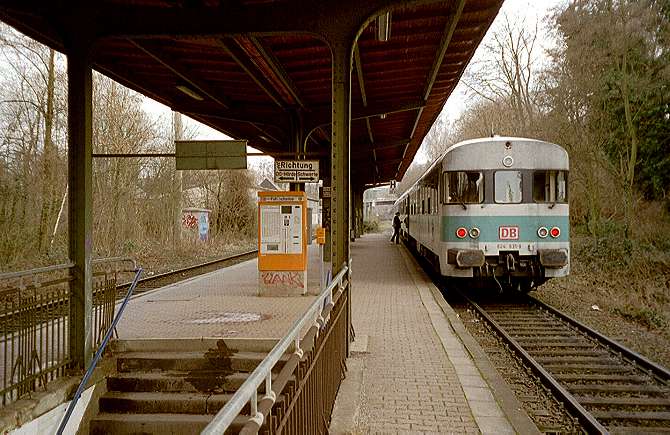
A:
[{"xmin": 257, "ymin": 191, "xmax": 308, "ymax": 295}]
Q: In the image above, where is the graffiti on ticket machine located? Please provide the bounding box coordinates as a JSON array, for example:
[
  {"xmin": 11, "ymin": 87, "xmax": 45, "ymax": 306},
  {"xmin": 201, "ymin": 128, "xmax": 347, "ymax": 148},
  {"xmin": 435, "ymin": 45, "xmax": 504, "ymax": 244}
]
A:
[{"xmin": 262, "ymin": 271, "xmax": 304, "ymax": 287}]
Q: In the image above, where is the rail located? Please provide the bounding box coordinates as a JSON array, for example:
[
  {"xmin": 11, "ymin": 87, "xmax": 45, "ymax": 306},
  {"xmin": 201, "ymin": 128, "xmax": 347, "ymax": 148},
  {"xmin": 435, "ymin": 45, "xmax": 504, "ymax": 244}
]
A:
[
  {"xmin": 461, "ymin": 292, "xmax": 608, "ymax": 434},
  {"xmin": 55, "ymin": 265, "xmax": 143, "ymax": 435},
  {"xmin": 202, "ymin": 261, "xmax": 351, "ymax": 434}
]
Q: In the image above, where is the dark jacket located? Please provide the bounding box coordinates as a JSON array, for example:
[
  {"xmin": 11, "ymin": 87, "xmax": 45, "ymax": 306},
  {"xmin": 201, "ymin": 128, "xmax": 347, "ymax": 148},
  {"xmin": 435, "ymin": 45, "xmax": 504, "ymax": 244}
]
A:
[{"xmin": 393, "ymin": 215, "xmax": 401, "ymax": 229}]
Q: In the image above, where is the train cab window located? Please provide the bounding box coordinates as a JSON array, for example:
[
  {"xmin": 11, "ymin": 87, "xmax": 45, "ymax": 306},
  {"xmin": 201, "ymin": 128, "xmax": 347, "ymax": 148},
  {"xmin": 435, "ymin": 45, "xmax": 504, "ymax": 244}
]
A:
[
  {"xmin": 442, "ymin": 171, "xmax": 484, "ymax": 204},
  {"xmin": 495, "ymin": 171, "xmax": 523, "ymax": 203},
  {"xmin": 533, "ymin": 170, "xmax": 568, "ymax": 203}
]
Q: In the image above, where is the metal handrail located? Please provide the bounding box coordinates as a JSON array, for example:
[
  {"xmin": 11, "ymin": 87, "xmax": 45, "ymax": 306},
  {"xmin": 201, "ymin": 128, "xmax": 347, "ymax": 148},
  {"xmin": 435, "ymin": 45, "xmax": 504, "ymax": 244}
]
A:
[
  {"xmin": 202, "ymin": 261, "xmax": 350, "ymax": 434},
  {"xmin": 0, "ymin": 257, "xmax": 137, "ymax": 282},
  {"xmin": 55, "ymin": 266, "xmax": 144, "ymax": 435},
  {"xmin": 0, "ymin": 263, "xmax": 75, "ymax": 281}
]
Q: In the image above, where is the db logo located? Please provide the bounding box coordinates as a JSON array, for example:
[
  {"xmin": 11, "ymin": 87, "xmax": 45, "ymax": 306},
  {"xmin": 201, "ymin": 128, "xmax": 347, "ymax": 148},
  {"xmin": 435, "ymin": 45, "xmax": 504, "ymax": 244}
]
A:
[{"xmin": 499, "ymin": 226, "xmax": 519, "ymax": 240}]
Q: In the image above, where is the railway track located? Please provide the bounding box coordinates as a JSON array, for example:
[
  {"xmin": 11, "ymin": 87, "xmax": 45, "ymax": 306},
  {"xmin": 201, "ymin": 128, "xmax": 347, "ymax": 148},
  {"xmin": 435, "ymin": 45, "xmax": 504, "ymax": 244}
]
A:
[
  {"xmin": 460, "ymin": 291, "xmax": 670, "ymax": 434},
  {"xmin": 116, "ymin": 249, "xmax": 258, "ymax": 296}
]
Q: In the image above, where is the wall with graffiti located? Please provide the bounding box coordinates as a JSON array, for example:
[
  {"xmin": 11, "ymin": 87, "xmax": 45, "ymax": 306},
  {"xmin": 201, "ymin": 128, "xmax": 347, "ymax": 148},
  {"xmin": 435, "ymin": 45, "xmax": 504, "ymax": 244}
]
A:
[{"xmin": 181, "ymin": 208, "xmax": 210, "ymax": 242}]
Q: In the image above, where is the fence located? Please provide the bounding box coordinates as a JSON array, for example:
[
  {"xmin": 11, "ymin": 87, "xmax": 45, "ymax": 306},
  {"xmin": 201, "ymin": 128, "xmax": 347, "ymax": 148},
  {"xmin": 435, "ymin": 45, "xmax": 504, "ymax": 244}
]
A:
[
  {"xmin": 203, "ymin": 261, "xmax": 351, "ymax": 434},
  {"xmin": 0, "ymin": 258, "xmax": 135, "ymax": 405}
]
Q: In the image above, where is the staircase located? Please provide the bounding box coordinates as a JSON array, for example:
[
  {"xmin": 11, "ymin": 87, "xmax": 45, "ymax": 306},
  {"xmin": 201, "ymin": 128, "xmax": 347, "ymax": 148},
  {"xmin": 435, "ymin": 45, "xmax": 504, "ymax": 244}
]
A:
[{"xmin": 89, "ymin": 338, "xmax": 285, "ymax": 434}]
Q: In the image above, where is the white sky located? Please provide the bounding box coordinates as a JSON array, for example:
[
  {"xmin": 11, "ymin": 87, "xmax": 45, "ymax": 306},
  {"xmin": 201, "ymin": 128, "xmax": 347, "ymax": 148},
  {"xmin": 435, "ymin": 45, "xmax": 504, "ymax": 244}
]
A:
[{"xmin": 140, "ymin": 0, "xmax": 565, "ymax": 168}]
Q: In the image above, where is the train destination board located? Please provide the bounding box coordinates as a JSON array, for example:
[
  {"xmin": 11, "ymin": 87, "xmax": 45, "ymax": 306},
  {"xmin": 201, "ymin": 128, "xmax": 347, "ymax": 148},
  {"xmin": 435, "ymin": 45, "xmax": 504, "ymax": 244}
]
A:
[{"xmin": 274, "ymin": 160, "xmax": 319, "ymax": 183}]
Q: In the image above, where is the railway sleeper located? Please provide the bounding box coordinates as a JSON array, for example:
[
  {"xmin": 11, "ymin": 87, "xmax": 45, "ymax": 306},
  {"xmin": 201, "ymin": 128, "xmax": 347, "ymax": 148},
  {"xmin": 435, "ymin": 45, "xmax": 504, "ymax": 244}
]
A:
[
  {"xmin": 542, "ymin": 363, "xmax": 636, "ymax": 373},
  {"xmin": 568, "ymin": 384, "xmax": 668, "ymax": 394},
  {"xmin": 517, "ymin": 342, "xmax": 596, "ymax": 348},
  {"xmin": 590, "ymin": 410, "xmax": 670, "ymax": 422},
  {"xmin": 508, "ymin": 330, "xmax": 573, "ymax": 336},
  {"xmin": 551, "ymin": 373, "xmax": 650, "ymax": 383},
  {"xmin": 609, "ymin": 426, "xmax": 670, "ymax": 434},
  {"xmin": 534, "ymin": 355, "xmax": 619, "ymax": 364},
  {"xmin": 514, "ymin": 338, "xmax": 587, "ymax": 346},
  {"xmin": 575, "ymin": 396, "xmax": 670, "ymax": 407},
  {"xmin": 513, "ymin": 335, "xmax": 582, "ymax": 342},
  {"xmin": 527, "ymin": 348, "xmax": 609, "ymax": 357}
]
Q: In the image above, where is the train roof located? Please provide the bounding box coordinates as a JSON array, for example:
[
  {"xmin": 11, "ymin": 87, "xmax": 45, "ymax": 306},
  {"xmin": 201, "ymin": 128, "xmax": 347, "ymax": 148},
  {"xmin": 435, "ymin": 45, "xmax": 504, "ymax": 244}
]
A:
[{"xmin": 394, "ymin": 137, "xmax": 568, "ymax": 206}]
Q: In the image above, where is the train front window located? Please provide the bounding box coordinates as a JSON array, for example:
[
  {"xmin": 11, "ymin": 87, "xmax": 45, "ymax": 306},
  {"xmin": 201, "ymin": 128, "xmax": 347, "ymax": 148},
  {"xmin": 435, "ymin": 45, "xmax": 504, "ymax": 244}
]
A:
[
  {"xmin": 494, "ymin": 171, "xmax": 522, "ymax": 203},
  {"xmin": 442, "ymin": 171, "xmax": 484, "ymax": 204},
  {"xmin": 533, "ymin": 170, "xmax": 568, "ymax": 203}
]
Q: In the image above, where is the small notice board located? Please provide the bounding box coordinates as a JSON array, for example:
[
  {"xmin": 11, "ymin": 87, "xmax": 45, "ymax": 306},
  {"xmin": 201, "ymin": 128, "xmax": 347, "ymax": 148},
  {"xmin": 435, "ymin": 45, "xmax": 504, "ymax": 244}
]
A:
[{"xmin": 274, "ymin": 160, "xmax": 319, "ymax": 183}]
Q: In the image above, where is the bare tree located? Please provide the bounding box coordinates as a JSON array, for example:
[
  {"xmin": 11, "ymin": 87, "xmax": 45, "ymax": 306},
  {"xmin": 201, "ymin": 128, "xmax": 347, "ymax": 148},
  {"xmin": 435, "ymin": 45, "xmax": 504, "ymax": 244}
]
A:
[{"xmin": 462, "ymin": 14, "xmax": 542, "ymax": 131}]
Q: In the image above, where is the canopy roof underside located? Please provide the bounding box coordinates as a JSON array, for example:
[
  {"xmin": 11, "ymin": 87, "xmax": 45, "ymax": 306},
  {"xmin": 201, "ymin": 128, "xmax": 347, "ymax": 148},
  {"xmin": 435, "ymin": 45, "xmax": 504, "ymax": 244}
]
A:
[{"xmin": 0, "ymin": 0, "xmax": 502, "ymax": 185}]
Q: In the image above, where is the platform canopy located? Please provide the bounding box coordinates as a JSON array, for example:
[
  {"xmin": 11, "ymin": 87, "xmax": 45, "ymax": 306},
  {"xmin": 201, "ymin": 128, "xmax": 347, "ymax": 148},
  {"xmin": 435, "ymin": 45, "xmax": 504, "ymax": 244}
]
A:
[{"xmin": 0, "ymin": 0, "xmax": 502, "ymax": 186}]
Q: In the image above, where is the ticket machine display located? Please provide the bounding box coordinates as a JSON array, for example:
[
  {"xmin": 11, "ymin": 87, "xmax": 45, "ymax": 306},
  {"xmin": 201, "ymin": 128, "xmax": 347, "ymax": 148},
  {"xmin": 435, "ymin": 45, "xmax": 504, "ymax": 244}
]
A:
[{"xmin": 257, "ymin": 191, "xmax": 307, "ymax": 295}]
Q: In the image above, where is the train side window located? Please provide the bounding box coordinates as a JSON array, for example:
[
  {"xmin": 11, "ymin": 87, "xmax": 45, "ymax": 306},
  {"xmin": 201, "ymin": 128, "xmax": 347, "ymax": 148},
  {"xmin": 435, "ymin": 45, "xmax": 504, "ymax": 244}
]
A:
[
  {"xmin": 495, "ymin": 171, "xmax": 523, "ymax": 203},
  {"xmin": 427, "ymin": 197, "xmax": 431, "ymax": 214},
  {"xmin": 444, "ymin": 171, "xmax": 484, "ymax": 204},
  {"xmin": 533, "ymin": 170, "xmax": 568, "ymax": 203}
]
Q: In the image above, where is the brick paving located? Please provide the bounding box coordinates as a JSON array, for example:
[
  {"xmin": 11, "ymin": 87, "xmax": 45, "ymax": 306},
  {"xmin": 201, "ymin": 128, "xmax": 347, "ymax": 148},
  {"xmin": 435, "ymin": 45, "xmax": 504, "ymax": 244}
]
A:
[
  {"xmin": 339, "ymin": 233, "xmax": 511, "ymax": 434},
  {"xmin": 115, "ymin": 245, "xmax": 323, "ymax": 340}
]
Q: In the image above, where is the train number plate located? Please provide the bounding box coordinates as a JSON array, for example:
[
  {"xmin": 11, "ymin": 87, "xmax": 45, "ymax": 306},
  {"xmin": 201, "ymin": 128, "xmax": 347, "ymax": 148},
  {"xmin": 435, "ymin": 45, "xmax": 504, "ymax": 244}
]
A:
[{"xmin": 499, "ymin": 226, "xmax": 519, "ymax": 240}]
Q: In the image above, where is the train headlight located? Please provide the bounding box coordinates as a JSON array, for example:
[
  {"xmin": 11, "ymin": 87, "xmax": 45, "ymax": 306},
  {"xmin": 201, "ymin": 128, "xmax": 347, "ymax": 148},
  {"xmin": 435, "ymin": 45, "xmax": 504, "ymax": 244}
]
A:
[
  {"xmin": 469, "ymin": 227, "xmax": 480, "ymax": 239},
  {"xmin": 456, "ymin": 227, "xmax": 468, "ymax": 239},
  {"xmin": 537, "ymin": 227, "xmax": 549, "ymax": 238},
  {"xmin": 550, "ymin": 227, "xmax": 561, "ymax": 238}
]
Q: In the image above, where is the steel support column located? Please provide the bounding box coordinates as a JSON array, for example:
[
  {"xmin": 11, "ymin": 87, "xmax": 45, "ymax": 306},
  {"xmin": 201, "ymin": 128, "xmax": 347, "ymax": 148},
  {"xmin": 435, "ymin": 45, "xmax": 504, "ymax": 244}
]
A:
[
  {"xmin": 330, "ymin": 39, "xmax": 353, "ymax": 356},
  {"xmin": 67, "ymin": 46, "xmax": 93, "ymax": 369},
  {"xmin": 330, "ymin": 41, "xmax": 351, "ymax": 275},
  {"xmin": 320, "ymin": 157, "xmax": 331, "ymax": 275}
]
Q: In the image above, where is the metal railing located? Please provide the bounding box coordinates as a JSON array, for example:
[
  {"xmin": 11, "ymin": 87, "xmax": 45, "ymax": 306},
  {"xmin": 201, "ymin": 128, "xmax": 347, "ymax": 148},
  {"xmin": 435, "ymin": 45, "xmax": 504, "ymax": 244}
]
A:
[
  {"xmin": 203, "ymin": 261, "xmax": 351, "ymax": 434},
  {"xmin": 0, "ymin": 263, "xmax": 73, "ymax": 406},
  {"xmin": 56, "ymin": 265, "xmax": 143, "ymax": 434},
  {"xmin": 0, "ymin": 257, "xmax": 137, "ymax": 406}
]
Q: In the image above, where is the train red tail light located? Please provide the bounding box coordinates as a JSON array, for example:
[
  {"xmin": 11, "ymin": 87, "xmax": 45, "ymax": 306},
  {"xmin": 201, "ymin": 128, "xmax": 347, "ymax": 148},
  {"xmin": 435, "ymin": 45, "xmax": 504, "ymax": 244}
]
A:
[
  {"xmin": 537, "ymin": 227, "xmax": 549, "ymax": 238},
  {"xmin": 456, "ymin": 227, "xmax": 468, "ymax": 239},
  {"xmin": 550, "ymin": 227, "xmax": 561, "ymax": 238}
]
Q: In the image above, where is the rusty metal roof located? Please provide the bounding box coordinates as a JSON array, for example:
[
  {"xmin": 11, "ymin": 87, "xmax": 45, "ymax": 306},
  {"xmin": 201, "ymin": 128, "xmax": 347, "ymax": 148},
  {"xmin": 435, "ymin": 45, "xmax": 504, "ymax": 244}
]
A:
[{"xmin": 0, "ymin": 0, "xmax": 502, "ymax": 186}]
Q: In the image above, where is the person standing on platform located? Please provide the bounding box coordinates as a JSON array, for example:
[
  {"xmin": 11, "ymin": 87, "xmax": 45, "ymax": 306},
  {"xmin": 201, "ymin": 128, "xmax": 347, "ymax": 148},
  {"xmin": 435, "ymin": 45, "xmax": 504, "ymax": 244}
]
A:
[{"xmin": 391, "ymin": 212, "xmax": 401, "ymax": 244}]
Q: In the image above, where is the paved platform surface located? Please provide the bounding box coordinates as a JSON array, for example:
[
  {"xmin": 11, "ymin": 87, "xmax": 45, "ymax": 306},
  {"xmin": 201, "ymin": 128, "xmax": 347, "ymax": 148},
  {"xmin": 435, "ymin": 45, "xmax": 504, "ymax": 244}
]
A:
[
  {"xmin": 330, "ymin": 233, "xmax": 527, "ymax": 435},
  {"xmin": 116, "ymin": 244, "xmax": 323, "ymax": 340}
]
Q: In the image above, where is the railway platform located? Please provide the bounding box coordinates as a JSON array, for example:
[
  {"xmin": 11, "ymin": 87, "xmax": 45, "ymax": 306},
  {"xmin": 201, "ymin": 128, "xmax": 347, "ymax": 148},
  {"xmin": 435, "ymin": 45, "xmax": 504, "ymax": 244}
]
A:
[
  {"xmin": 115, "ymin": 244, "xmax": 324, "ymax": 340},
  {"xmin": 330, "ymin": 233, "xmax": 537, "ymax": 434}
]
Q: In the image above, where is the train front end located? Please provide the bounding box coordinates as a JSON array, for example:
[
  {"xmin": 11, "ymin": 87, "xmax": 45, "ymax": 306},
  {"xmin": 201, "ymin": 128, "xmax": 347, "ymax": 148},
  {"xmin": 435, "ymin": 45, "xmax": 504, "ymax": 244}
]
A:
[{"xmin": 440, "ymin": 138, "xmax": 570, "ymax": 291}]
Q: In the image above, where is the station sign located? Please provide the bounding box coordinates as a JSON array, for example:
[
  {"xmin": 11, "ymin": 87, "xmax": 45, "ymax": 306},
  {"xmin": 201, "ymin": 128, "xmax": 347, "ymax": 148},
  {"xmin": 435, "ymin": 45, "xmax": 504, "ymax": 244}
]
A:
[
  {"xmin": 274, "ymin": 160, "xmax": 319, "ymax": 183},
  {"xmin": 175, "ymin": 140, "xmax": 247, "ymax": 170}
]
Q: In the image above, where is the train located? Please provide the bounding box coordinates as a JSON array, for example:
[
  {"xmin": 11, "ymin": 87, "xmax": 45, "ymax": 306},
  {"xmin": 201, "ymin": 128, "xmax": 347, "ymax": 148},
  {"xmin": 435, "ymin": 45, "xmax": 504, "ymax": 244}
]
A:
[{"xmin": 393, "ymin": 137, "xmax": 569, "ymax": 292}]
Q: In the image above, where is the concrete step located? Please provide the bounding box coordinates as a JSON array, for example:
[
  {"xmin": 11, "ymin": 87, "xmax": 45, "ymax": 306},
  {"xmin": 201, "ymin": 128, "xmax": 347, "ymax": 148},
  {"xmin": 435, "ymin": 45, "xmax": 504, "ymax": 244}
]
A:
[
  {"xmin": 116, "ymin": 351, "xmax": 287, "ymax": 373},
  {"xmin": 107, "ymin": 371, "xmax": 277, "ymax": 393},
  {"xmin": 99, "ymin": 391, "xmax": 236, "ymax": 415},
  {"xmin": 110, "ymin": 338, "xmax": 278, "ymax": 354},
  {"xmin": 89, "ymin": 412, "xmax": 249, "ymax": 435},
  {"xmin": 99, "ymin": 391, "xmax": 286, "ymax": 415}
]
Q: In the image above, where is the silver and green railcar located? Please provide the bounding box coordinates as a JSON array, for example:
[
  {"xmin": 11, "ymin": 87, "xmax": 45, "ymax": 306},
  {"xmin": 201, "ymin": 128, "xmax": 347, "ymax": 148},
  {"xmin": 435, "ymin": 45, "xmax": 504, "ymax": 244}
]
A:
[{"xmin": 394, "ymin": 137, "xmax": 569, "ymax": 291}]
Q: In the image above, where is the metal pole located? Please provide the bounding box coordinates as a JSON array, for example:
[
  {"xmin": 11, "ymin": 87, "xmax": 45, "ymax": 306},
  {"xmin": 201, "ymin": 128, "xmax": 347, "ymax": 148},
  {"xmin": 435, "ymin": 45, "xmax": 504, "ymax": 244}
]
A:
[
  {"xmin": 67, "ymin": 45, "xmax": 93, "ymax": 369},
  {"xmin": 330, "ymin": 39, "xmax": 352, "ymax": 355},
  {"xmin": 173, "ymin": 112, "xmax": 183, "ymax": 249}
]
